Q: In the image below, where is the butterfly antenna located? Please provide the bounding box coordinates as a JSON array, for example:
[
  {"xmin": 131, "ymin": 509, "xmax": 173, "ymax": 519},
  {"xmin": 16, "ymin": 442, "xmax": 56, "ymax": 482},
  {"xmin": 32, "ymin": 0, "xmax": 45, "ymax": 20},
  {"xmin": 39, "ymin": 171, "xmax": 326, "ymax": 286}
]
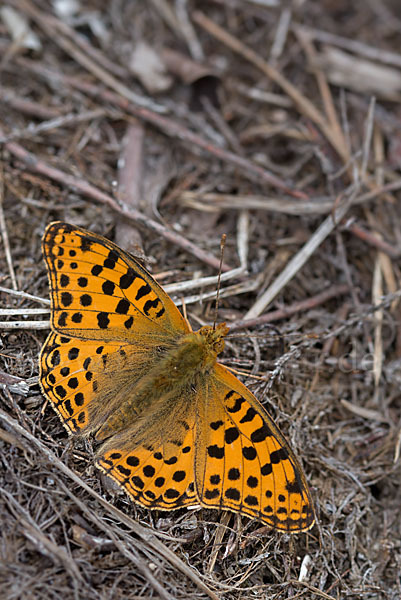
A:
[{"xmin": 213, "ymin": 234, "xmax": 226, "ymax": 331}]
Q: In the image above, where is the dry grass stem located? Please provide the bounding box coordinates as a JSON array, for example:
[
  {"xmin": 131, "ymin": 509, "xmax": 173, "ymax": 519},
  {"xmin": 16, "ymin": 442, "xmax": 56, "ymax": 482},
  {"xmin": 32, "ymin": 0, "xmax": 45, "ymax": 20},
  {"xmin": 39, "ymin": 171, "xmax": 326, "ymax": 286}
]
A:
[{"xmin": 1, "ymin": 3, "xmax": 400, "ymax": 599}]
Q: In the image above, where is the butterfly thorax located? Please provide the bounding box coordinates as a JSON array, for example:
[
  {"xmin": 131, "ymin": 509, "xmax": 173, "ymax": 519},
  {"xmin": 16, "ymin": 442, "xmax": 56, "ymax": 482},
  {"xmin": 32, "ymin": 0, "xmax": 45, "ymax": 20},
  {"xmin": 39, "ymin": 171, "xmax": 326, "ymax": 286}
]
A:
[{"xmin": 155, "ymin": 322, "xmax": 230, "ymax": 388}]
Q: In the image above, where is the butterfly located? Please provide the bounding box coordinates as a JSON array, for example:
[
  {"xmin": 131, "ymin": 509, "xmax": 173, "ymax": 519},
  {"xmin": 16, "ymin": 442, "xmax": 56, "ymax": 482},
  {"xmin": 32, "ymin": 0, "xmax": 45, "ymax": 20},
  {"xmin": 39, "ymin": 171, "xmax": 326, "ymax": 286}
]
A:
[{"xmin": 39, "ymin": 222, "xmax": 314, "ymax": 532}]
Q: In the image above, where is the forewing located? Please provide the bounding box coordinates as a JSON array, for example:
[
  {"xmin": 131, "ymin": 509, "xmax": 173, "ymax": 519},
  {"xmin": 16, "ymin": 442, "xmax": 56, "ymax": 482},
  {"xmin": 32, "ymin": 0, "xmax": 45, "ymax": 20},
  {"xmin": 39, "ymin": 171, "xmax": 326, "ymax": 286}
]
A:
[
  {"xmin": 195, "ymin": 364, "xmax": 314, "ymax": 532},
  {"xmin": 42, "ymin": 221, "xmax": 190, "ymax": 341}
]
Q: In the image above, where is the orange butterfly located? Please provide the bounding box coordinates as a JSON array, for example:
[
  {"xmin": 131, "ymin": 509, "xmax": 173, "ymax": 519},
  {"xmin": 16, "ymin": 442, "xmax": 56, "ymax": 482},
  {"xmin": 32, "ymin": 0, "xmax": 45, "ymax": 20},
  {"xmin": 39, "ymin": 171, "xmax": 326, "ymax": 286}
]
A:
[{"xmin": 40, "ymin": 222, "xmax": 314, "ymax": 532}]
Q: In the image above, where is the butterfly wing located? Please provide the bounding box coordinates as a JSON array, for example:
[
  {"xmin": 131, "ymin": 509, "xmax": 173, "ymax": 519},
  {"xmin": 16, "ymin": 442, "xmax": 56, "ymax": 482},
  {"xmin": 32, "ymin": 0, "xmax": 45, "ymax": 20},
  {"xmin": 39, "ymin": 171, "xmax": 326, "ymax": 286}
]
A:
[
  {"xmin": 96, "ymin": 387, "xmax": 198, "ymax": 510},
  {"xmin": 41, "ymin": 331, "xmax": 198, "ymax": 506},
  {"xmin": 42, "ymin": 222, "xmax": 190, "ymax": 342},
  {"xmin": 195, "ymin": 364, "xmax": 314, "ymax": 532},
  {"xmin": 97, "ymin": 422, "xmax": 197, "ymax": 510},
  {"xmin": 40, "ymin": 331, "xmax": 158, "ymax": 435},
  {"xmin": 40, "ymin": 221, "xmax": 190, "ymax": 436}
]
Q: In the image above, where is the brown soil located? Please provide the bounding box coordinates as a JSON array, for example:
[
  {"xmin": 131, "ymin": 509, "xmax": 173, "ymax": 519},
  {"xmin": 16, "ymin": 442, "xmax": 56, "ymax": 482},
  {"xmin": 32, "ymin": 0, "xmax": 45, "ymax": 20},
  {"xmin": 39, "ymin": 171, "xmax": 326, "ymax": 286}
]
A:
[{"xmin": 1, "ymin": 1, "xmax": 400, "ymax": 599}]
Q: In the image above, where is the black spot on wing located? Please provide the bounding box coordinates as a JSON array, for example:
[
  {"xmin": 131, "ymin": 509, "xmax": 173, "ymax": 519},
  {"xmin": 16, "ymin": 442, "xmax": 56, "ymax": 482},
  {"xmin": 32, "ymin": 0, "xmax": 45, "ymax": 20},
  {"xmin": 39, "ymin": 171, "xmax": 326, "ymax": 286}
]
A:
[
  {"xmin": 102, "ymin": 280, "xmax": 115, "ymax": 295},
  {"xmin": 225, "ymin": 427, "xmax": 239, "ymax": 444},
  {"xmin": 97, "ymin": 312, "xmax": 110, "ymax": 329},
  {"xmin": 61, "ymin": 292, "xmax": 72, "ymax": 307},
  {"xmin": 116, "ymin": 298, "xmax": 130, "ymax": 314},
  {"xmin": 143, "ymin": 465, "xmax": 155, "ymax": 477},
  {"xmin": 242, "ymin": 446, "xmax": 257, "ymax": 460},
  {"xmin": 80, "ymin": 294, "xmax": 92, "ymax": 307},
  {"xmin": 165, "ymin": 488, "xmax": 180, "ymax": 499},
  {"xmin": 207, "ymin": 445, "xmax": 224, "ymax": 459},
  {"xmin": 251, "ymin": 423, "xmax": 272, "ymax": 443},
  {"xmin": 228, "ymin": 468, "xmax": 240, "ymax": 481},
  {"xmin": 261, "ymin": 462, "xmax": 272, "ymax": 476},
  {"xmin": 286, "ymin": 478, "xmax": 303, "ymax": 494},
  {"xmin": 205, "ymin": 488, "xmax": 220, "ymax": 500},
  {"xmin": 120, "ymin": 268, "xmax": 136, "ymax": 289},
  {"xmin": 136, "ymin": 282, "xmax": 151, "ymax": 300},
  {"xmin": 270, "ymin": 448, "xmax": 289, "ymax": 464},
  {"xmin": 50, "ymin": 350, "xmax": 60, "ymax": 366},
  {"xmin": 104, "ymin": 249, "xmax": 119, "ymax": 269},
  {"xmin": 247, "ymin": 476, "xmax": 258, "ymax": 488},
  {"xmin": 226, "ymin": 393, "xmax": 245, "ymax": 413},
  {"xmin": 75, "ymin": 393, "xmax": 84, "ymax": 406},
  {"xmin": 124, "ymin": 316, "xmax": 134, "ymax": 329},
  {"xmin": 244, "ymin": 495, "xmax": 258, "ymax": 506},
  {"xmin": 60, "ymin": 274, "xmax": 69, "ymax": 287},
  {"xmin": 68, "ymin": 347, "xmax": 79, "ymax": 360},
  {"xmin": 57, "ymin": 312, "xmax": 67, "ymax": 327},
  {"xmin": 225, "ymin": 488, "xmax": 240, "ymax": 501},
  {"xmin": 240, "ymin": 407, "xmax": 257, "ymax": 423},
  {"xmin": 80, "ymin": 237, "xmax": 92, "ymax": 253},
  {"xmin": 143, "ymin": 298, "xmax": 164, "ymax": 318},
  {"xmin": 131, "ymin": 476, "xmax": 144, "ymax": 489},
  {"xmin": 172, "ymin": 470, "xmax": 186, "ymax": 482},
  {"xmin": 91, "ymin": 264, "xmax": 102, "ymax": 276}
]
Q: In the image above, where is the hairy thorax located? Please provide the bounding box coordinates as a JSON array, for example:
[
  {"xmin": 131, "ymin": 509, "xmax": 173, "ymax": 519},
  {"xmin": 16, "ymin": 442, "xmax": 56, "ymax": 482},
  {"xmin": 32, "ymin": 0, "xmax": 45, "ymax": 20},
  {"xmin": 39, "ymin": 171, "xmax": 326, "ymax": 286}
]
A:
[
  {"xmin": 96, "ymin": 323, "xmax": 229, "ymax": 443},
  {"xmin": 152, "ymin": 323, "xmax": 229, "ymax": 391}
]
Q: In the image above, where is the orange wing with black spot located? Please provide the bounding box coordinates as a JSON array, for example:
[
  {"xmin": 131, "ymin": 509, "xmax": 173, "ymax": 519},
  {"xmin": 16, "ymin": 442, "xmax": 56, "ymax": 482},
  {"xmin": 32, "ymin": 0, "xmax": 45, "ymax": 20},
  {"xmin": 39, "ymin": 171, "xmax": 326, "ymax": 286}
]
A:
[
  {"xmin": 97, "ymin": 420, "xmax": 197, "ymax": 510},
  {"xmin": 195, "ymin": 365, "xmax": 314, "ymax": 532},
  {"xmin": 42, "ymin": 222, "xmax": 189, "ymax": 341},
  {"xmin": 40, "ymin": 331, "xmax": 152, "ymax": 435}
]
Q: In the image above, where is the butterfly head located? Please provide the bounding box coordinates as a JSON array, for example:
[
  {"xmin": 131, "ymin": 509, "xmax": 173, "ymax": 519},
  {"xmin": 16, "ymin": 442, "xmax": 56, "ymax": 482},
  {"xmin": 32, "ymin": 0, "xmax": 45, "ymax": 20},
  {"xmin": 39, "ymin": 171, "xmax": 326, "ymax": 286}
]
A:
[{"xmin": 198, "ymin": 322, "xmax": 229, "ymax": 357}]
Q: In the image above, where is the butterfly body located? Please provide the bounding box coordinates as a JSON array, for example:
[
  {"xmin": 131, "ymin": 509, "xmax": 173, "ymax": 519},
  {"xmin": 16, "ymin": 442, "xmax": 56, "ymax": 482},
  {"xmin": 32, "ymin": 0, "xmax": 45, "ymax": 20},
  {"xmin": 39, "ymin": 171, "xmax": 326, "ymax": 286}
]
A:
[
  {"xmin": 95, "ymin": 324, "xmax": 227, "ymax": 444},
  {"xmin": 40, "ymin": 222, "xmax": 314, "ymax": 532}
]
